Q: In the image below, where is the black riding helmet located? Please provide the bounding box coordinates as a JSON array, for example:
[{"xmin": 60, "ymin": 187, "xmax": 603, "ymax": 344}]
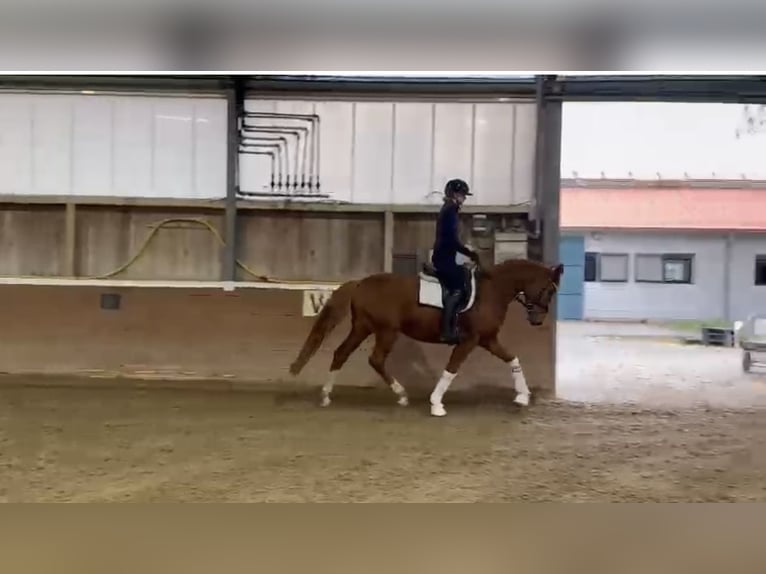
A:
[{"xmin": 444, "ymin": 178, "xmax": 472, "ymax": 197}]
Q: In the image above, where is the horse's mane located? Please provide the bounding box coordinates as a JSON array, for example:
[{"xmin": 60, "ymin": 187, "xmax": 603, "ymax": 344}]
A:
[{"xmin": 483, "ymin": 258, "xmax": 549, "ymax": 278}]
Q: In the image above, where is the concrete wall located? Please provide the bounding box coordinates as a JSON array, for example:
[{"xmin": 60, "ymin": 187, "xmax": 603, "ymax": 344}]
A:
[
  {"xmin": 578, "ymin": 229, "xmax": 766, "ymax": 322},
  {"xmin": 0, "ymin": 198, "xmax": 551, "ymax": 396},
  {"xmin": 0, "ymin": 204, "xmax": 68, "ymax": 276},
  {"xmin": 0, "ymin": 285, "xmax": 555, "ymax": 396}
]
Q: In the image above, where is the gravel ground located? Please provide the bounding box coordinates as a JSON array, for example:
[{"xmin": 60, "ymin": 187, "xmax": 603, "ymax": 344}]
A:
[
  {"xmin": 1, "ymin": 321, "xmax": 765, "ymax": 502},
  {"xmin": 557, "ymin": 321, "xmax": 766, "ymax": 409}
]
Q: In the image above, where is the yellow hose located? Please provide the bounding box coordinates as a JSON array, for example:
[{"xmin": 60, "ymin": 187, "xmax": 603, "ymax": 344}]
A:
[{"xmin": 17, "ymin": 217, "xmax": 341, "ymax": 285}]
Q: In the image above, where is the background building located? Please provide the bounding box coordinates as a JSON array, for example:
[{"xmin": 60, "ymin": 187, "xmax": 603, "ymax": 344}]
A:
[
  {"xmin": 557, "ymin": 101, "xmax": 766, "ymax": 323},
  {"xmin": 558, "ymin": 181, "xmax": 766, "ymax": 322}
]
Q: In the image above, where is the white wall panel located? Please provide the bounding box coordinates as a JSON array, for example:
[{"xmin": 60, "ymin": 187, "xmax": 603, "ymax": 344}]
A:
[
  {"xmin": 194, "ymin": 99, "xmax": 228, "ymax": 199},
  {"xmin": 352, "ymin": 102, "xmax": 394, "ymax": 203},
  {"xmin": 274, "ymin": 100, "xmax": 315, "ymax": 116},
  {"xmin": 391, "ymin": 103, "xmax": 433, "ymax": 203},
  {"xmin": 432, "ymin": 103, "xmax": 473, "ymax": 200},
  {"xmin": 0, "ymin": 93, "xmax": 227, "ymax": 199},
  {"xmin": 473, "ymin": 103, "xmax": 514, "ymax": 205},
  {"xmin": 512, "ymin": 103, "xmax": 537, "ymax": 205},
  {"xmin": 0, "ymin": 95, "xmax": 32, "ymax": 193},
  {"xmin": 242, "ymin": 97, "xmax": 536, "ymax": 206},
  {"xmin": 153, "ymin": 99, "xmax": 194, "ymax": 198},
  {"xmin": 314, "ymin": 101, "xmax": 354, "ymax": 202},
  {"xmin": 32, "ymin": 95, "xmax": 73, "ymax": 195},
  {"xmin": 72, "ymin": 96, "xmax": 112, "ymax": 195},
  {"xmin": 112, "ymin": 97, "xmax": 154, "ymax": 197}
]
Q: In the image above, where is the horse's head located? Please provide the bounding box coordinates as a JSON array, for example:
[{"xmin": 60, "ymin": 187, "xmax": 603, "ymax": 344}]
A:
[{"xmin": 515, "ymin": 263, "xmax": 564, "ymax": 326}]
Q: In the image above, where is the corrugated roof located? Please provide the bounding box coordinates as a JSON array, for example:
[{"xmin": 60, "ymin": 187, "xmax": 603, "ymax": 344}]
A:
[{"xmin": 561, "ymin": 186, "xmax": 766, "ymax": 231}]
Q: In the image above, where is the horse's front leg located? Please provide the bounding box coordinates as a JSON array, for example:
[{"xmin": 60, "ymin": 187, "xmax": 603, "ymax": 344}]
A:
[
  {"xmin": 429, "ymin": 338, "xmax": 478, "ymax": 417},
  {"xmin": 480, "ymin": 337, "xmax": 530, "ymax": 407}
]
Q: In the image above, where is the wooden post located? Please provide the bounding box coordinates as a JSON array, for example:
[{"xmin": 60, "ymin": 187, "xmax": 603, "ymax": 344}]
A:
[
  {"xmin": 383, "ymin": 210, "xmax": 394, "ymax": 272},
  {"xmin": 64, "ymin": 202, "xmax": 77, "ymax": 277}
]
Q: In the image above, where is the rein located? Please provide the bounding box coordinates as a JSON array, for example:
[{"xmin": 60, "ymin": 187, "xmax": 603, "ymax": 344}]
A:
[{"xmin": 514, "ymin": 281, "xmax": 559, "ymax": 313}]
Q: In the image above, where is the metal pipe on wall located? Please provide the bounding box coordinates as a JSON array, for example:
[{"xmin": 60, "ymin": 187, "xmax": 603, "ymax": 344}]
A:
[
  {"xmin": 243, "ymin": 124, "xmax": 309, "ymax": 191},
  {"xmin": 240, "ymin": 135, "xmax": 288, "ymax": 190},
  {"xmin": 241, "ymin": 126, "xmax": 303, "ymax": 193},
  {"xmin": 244, "ymin": 111, "xmax": 321, "ymax": 193},
  {"xmin": 236, "ymin": 190, "xmax": 328, "ymax": 199},
  {"xmin": 239, "ymin": 145, "xmax": 282, "ymax": 192}
]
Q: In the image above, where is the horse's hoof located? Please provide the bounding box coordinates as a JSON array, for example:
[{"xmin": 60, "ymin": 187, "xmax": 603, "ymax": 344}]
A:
[
  {"xmin": 397, "ymin": 396, "xmax": 409, "ymax": 407},
  {"xmin": 430, "ymin": 404, "xmax": 447, "ymax": 417},
  {"xmin": 514, "ymin": 393, "xmax": 530, "ymax": 407},
  {"xmin": 320, "ymin": 396, "xmax": 331, "ymax": 407}
]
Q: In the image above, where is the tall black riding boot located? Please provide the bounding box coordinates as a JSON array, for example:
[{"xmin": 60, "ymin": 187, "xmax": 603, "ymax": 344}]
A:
[{"xmin": 440, "ymin": 289, "xmax": 463, "ymax": 344}]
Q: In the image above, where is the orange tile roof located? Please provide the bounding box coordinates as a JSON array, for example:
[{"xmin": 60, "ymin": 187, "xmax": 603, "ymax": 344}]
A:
[{"xmin": 561, "ymin": 187, "xmax": 766, "ymax": 231}]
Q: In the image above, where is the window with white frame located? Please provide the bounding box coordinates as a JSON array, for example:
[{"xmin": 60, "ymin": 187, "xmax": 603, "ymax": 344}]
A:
[
  {"xmin": 635, "ymin": 254, "xmax": 694, "ymax": 284},
  {"xmin": 585, "ymin": 253, "xmax": 629, "ymax": 282}
]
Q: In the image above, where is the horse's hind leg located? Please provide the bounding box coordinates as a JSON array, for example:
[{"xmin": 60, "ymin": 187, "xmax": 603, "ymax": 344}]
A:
[
  {"xmin": 321, "ymin": 323, "xmax": 370, "ymax": 407},
  {"xmin": 368, "ymin": 330, "xmax": 408, "ymax": 406}
]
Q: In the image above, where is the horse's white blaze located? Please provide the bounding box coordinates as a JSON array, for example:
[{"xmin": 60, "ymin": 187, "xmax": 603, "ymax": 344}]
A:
[
  {"xmin": 391, "ymin": 380, "xmax": 409, "ymax": 406},
  {"xmin": 430, "ymin": 370, "xmax": 456, "ymax": 416},
  {"xmin": 321, "ymin": 371, "xmax": 337, "ymax": 407},
  {"xmin": 510, "ymin": 357, "xmax": 530, "ymax": 406}
]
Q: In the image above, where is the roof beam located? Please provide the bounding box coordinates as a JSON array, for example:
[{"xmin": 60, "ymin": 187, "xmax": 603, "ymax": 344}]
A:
[{"xmin": 550, "ymin": 75, "xmax": 766, "ymax": 103}]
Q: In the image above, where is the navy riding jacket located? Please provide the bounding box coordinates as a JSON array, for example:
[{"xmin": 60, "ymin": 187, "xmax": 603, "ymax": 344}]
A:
[{"xmin": 431, "ymin": 200, "xmax": 473, "ymax": 290}]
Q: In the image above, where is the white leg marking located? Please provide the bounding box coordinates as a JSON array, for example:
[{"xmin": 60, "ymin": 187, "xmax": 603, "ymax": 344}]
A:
[
  {"xmin": 391, "ymin": 379, "xmax": 409, "ymax": 407},
  {"xmin": 510, "ymin": 358, "xmax": 530, "ymax": 406},
  {"xmin": 321, "ymin": 371, "xmax": 337, "ymax": 407},
  {"xmin": 430, "ymin": 370, "xmax": 456, "ymax": 417}
]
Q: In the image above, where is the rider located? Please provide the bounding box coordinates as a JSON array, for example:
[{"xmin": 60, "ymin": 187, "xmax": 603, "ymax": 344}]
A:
[{"xmin": 431, "ymin": 178, "xmax": 479, "ymax": 344}]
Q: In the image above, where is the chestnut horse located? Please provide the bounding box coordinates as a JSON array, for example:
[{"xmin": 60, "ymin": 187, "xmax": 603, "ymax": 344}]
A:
[{"xmin": 289, "ymin": 258, "xmax": 563, "ymax": 417}]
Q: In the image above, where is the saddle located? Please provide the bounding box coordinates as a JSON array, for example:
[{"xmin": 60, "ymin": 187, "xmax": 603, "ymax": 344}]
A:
[
  {"xmin": 417, "ymin": 262, "xmax": 477, "ymax": 314},
  {"xmin": 420, "ymin": 262, "xmax": 440, "ymax": 281}
]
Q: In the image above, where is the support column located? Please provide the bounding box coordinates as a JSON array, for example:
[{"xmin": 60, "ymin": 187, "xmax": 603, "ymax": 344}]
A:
[{"xmin": 538, "ymin": 77, "xmax": 563, "ymax": 395}]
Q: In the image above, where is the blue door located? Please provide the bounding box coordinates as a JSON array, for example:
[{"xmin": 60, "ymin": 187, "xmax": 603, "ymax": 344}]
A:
[{"xmin": 557, "ymin": 235, "xmax": 585, "ymax": 320}]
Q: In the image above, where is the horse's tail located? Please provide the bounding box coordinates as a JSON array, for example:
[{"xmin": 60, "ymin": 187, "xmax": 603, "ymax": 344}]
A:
[{"xmin": 289, "ymin": 280, "xmax": 360, "ymax": 376}]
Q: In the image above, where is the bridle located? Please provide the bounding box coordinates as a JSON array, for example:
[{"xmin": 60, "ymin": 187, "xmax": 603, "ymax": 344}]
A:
[{"xmin": 514, "ymin": 281, "xmax": 559, "ymax": 314}]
